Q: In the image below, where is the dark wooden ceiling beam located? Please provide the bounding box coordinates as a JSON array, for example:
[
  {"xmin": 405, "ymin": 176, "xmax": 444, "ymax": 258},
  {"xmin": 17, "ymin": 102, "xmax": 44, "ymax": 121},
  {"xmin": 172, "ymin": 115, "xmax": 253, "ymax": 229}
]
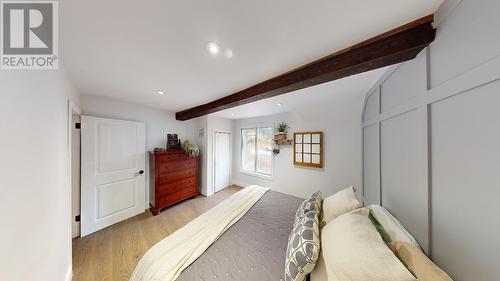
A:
[{"xmin": 176, "ymin": 15, "xmax": 435, "ymax": 121}]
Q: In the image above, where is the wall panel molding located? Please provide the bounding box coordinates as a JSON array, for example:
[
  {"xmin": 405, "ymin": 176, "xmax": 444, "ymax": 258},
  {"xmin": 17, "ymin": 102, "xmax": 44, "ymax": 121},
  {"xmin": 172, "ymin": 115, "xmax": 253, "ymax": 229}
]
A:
[
  {"xmin": 362, "ymin": 0, "xmax": 500, "ymax": 276},
  {"xmin": 362, "ymin": 49, "xmax": 430, "ymax": 253},
  {"xmin": 363, "ymin": 54, "xmax": 500, "ymax": 127},
  {"xmin": 427, "ymin": 54, "xmax": 500, "ymax": 105},
  {"xmin": 363, "ymin": 42, "xmax": 500, "ymax": 254},
  {"xmin": 362, "ymin": 123, "xmax": 381, "ymax": 205}
]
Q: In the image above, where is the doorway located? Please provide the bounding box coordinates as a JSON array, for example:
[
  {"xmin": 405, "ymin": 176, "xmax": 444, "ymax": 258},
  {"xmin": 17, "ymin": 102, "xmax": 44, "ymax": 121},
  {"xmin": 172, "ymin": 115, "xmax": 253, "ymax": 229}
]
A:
[
  {"xmin": 213, "ymin": 131, "xmax": 232, "ymax": 193},
  {"xmin": 71, "ymin": 114, "xmax": 81, "ymax": 238},
  {"xmin": 68, "ymin": 101, "xmax": 82, "ymax": 240}
]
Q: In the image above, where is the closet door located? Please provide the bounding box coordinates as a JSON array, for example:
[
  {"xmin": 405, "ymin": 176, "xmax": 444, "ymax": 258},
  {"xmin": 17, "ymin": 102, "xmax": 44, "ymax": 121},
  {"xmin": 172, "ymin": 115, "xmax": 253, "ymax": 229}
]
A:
[{"xmin": 214, "ymin": 132, "xmax": 231, "ymax": 193}]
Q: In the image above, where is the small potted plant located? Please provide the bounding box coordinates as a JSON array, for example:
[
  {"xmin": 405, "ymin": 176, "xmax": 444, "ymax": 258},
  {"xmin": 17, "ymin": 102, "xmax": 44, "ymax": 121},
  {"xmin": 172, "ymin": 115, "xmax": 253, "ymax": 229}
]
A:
[
  {"xmin": 183, "ymin": 141, "xmax": 200, "ymax": 157},
  {"xmin": 275, "ymin": 122, "xmax": 289, "ymax": 141}
]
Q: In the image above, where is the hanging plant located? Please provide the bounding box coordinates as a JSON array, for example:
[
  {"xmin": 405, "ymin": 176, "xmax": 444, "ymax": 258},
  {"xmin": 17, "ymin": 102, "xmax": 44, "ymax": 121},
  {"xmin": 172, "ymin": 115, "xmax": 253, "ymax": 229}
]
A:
[
  {"xmin": 275, "ymin": 122, "xmax": 289, "ymax": 141},
  {"xmin": 276, "ymin": 121, "xmax": 289, "ymax": 134}
]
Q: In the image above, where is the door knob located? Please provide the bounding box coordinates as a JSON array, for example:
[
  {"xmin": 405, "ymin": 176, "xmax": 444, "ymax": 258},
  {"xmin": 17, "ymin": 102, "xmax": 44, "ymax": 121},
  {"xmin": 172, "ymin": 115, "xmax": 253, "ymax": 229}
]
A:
[{"xmin": 135, "ymin": 170, "xmax": 144, "ymax": 176}]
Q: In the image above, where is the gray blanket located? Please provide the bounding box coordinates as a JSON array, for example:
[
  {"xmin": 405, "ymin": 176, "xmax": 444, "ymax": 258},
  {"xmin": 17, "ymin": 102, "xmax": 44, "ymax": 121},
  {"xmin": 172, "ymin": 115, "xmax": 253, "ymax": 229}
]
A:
[{"xmin": 177, "ymin": 190, "xmax": 302, "ymax": 281}]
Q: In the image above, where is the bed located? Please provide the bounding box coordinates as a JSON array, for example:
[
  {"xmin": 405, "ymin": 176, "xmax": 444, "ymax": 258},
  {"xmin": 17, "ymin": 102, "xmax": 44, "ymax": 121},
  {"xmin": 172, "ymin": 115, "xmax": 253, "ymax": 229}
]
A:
[
  {"xmin": 131, "ymin": 185, "xmax": 452, "ymax": 281},
  {"xmin": 131, "ymin": 186, "xmax": 302, "ymax": 281},
  {"xmin": 176, "ymin": 190, "xmax": 302, "ymax": 281}
]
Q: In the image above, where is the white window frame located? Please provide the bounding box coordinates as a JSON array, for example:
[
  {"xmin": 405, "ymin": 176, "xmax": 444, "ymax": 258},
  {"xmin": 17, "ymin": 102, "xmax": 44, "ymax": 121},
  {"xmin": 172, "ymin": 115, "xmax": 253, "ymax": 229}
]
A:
[{"xmin": 240, "ymin": 125, "xmax": 274, "ymax": 179}]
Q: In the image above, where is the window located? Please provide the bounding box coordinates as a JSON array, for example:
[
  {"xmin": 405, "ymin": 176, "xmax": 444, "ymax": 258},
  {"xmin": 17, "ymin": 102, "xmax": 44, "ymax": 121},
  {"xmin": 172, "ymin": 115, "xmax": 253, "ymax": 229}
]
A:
[{"xmin": 241, "ymin": 126, "xmax": 273, "ymax": 176}]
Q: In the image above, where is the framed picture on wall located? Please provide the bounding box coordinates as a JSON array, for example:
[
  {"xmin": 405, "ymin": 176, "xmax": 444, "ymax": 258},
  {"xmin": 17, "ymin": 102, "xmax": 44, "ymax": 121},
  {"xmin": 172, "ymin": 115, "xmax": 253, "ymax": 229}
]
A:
[{"xmin": 293, "ymin": 131, "xmax": 323, "ymax": 168}]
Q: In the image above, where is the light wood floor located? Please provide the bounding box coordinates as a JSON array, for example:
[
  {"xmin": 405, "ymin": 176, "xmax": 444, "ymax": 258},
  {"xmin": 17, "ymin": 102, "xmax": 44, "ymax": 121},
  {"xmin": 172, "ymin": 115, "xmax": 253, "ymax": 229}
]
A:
[{"xmin": 72, "ymin": 186, "xmax": 241, "ymax": 281}]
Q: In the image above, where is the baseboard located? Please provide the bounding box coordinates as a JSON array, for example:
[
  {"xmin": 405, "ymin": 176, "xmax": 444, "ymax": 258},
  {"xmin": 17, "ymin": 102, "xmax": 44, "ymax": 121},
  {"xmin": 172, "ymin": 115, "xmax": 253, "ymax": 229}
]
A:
[
  {"xmin": 231, "ymin": 179, "xmax": 251, "ymax": 187},
  {"xmin": 65, "ymin": 264, "xmax": 72, "ymax": 281}
]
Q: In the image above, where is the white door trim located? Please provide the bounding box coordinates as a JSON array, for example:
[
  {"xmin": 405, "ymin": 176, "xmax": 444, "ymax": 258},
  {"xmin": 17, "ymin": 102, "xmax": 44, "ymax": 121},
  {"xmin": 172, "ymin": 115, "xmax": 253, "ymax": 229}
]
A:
[
  {"xmin": 67, "ymin": 100, "xmax": 81, "ymax": 279},
  {"xmin": 213, "ymin": 130, "xmax": 232, "ymax": 194}
]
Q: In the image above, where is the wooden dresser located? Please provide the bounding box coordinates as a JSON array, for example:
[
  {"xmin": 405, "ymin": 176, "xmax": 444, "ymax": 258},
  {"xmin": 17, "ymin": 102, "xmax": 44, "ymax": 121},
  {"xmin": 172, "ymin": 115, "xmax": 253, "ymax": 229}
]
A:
[{"xmin": 149, "ymin": 150, "xmax": 199, "ymax": 215}]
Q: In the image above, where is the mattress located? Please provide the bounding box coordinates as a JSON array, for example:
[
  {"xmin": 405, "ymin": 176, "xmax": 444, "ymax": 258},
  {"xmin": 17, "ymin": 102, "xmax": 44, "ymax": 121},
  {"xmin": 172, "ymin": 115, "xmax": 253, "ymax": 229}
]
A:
[{"xmin": 176, "ymin": 190, "xmax": 303, "ymax": 281}]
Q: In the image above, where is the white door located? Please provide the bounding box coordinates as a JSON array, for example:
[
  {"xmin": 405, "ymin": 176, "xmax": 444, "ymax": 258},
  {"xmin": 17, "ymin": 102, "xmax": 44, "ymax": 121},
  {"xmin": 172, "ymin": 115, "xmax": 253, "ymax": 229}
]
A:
[
  {"xmin": 81, "ymin": 116, "xmax": 146, "ymax": 236},
  {"xmin": 214, "ymin": 132, "xmax": 231, "ymax": 193}
]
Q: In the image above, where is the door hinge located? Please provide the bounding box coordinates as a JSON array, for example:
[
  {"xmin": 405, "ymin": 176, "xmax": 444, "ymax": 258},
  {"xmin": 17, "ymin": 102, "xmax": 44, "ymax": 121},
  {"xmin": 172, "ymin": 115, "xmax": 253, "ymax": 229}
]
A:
[
  {"xmin": 75, "ymin": 215, "xmax": 81, "ymax": 222},
  {"xmin": 75, "ymin": 123, "xmax": 81, "ymax": 129}
]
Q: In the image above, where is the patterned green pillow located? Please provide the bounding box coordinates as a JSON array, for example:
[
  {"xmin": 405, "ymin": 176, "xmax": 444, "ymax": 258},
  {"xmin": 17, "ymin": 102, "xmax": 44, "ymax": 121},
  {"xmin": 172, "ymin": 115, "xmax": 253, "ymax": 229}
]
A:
[
  {"xmin": 369, "ymin": 210, "xmax": 392, "ymax": 243},
  {"xmin": 286, "ymin": 193, "xmax": 322, "ymax": 281}
]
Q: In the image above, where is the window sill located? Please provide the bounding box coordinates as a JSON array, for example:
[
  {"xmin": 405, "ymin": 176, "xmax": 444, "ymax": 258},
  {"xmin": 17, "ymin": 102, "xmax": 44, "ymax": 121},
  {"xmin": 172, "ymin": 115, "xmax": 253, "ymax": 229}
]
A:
[{"xmin": 239, "ymin": 170, "xmax": 273, "ymax": 181}]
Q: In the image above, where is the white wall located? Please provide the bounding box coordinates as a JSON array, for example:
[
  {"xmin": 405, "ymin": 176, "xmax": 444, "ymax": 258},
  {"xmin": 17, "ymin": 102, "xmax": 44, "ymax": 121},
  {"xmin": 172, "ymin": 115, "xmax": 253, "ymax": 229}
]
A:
[
  {"xmin": 0, "ymin": 69, "xmax": 80, "ymax": 281},
  {"xmin": 232, "ymin": 90, "xmax": 365, "ymax": 199},
  {"xmin": 196, "ymin": 115, "xmax": 233, "ymax": 196},
  {"xmin": 80, "ymin": 95, "xmax": 198, "ymax": 205},
  {"xmin": 196, "ymin": 116, "xmax": 209, "ymax": 195},
  {"xmin": 81, "ymin": 95, "xmax": 198, "ymax": 150},
  {"xmin": 362, "ymin": 0, "xmax": 500, "ymax": 280}
]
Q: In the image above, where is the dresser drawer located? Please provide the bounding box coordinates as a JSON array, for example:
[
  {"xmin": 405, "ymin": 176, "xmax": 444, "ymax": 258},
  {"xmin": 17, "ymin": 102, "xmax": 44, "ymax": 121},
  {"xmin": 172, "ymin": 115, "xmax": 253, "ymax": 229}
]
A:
[
  {"xmin": 159, "ymin": 182, "xmax": 197, "ymax": 207},
  {"xmin": 158, "ymin": 168, "xmax": 197, "ymax": 185},
  {"xmin": 158, "ymin": 153, "xmax": 189, "ymax": 163},
  {"xmin": 158, "ymin": 177, "xmax": 196, "ymax": 196},
  {"xmin": 158, "ymin": 158, "xmax": 197, "ymax": 174}
]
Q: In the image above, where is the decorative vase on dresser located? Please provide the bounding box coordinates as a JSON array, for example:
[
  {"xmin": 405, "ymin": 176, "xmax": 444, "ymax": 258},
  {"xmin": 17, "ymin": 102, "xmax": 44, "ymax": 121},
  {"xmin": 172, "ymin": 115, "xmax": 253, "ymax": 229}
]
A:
[{"xmin": 149, "ymin": 150, "xmax": 199, "ymax": 215}]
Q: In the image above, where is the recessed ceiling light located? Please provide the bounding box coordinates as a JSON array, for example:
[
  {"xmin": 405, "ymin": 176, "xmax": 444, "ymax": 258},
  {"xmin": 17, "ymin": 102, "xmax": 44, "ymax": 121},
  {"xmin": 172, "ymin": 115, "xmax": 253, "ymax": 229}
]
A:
[
  {"xmin": 277, "ymin": 103, "xmax": 283, "ymax": 107},
  {"xmin": 157, "ymin": 91, "xmax": 165, "ymax": 95},
  {"xmin": 206, "ymin": 42, "xmax": 220, "ymax": 55},
  {"xmin": 224, "ymin": 48, "xmax": 234, "ymax": 58}
]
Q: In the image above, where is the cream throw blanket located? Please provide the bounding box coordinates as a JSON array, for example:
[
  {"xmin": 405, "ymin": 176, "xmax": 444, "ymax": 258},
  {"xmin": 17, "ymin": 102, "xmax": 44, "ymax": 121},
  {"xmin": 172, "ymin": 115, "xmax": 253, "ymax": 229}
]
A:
[{"xmin": 130, "ymin": 185, "xmax": 270, "ymax": 281}]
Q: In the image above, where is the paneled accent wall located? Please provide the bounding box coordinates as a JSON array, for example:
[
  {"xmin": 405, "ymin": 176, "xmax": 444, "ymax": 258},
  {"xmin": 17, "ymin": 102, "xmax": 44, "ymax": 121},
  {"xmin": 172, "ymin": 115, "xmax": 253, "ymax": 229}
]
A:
[
  {"xmin": 363, "ymin": 51, "xmax": 430, "ymax": 253},
  {"xmin": 362, "ymin": 1, "xmax": 500, "ymax": 280}
]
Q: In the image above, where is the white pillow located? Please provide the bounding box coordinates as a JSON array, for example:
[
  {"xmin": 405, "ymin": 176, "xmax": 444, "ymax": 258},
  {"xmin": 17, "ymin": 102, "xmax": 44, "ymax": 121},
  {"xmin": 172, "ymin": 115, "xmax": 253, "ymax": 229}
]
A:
[
  {"xmin": 322, "ymin": 186, "xmax": 361, "ymax": 224},
  {"xmin": 368, "ymin": 205, "xmax": 420, "ymax": 248},
  {"xmin": 310, "ymin": 208, "xmax": 370, "ymax": 281},
  {"xmin": 321, "ymin": 211, "xmax": 417, "ymax": 281}
]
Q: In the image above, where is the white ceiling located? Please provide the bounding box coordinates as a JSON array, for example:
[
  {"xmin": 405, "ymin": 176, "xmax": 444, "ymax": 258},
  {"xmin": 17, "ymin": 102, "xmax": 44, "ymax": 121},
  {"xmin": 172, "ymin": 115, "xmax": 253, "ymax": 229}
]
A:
[
  {"xmin": 61, "ymin": 0, "xmax": 442, "ymax": 116},
  {"xmin": 212, "ymin": 67, "xmax": 388, "ymax": 119}
]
